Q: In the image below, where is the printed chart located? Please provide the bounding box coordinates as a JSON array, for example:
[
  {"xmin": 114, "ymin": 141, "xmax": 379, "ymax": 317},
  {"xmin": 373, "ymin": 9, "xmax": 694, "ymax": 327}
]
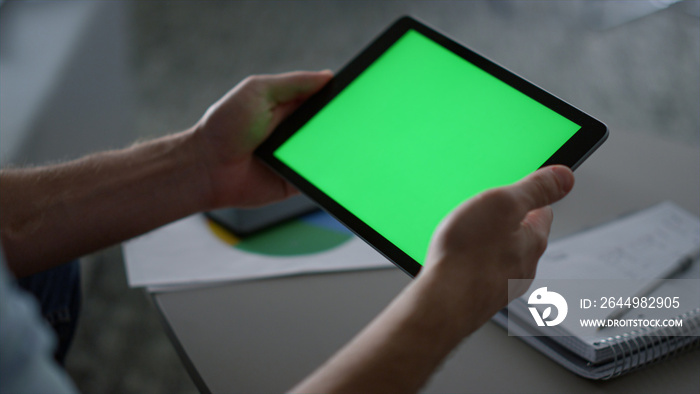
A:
[{"xmin": 207, "ymin": 210, "xmax": 353, "ymax": 256}]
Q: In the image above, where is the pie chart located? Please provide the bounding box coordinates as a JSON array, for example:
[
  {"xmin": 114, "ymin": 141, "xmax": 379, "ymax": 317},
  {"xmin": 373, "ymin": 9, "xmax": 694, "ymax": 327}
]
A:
[{"xmin": 207, "ymin": 210, "xmax": 353, "ymax": 256}]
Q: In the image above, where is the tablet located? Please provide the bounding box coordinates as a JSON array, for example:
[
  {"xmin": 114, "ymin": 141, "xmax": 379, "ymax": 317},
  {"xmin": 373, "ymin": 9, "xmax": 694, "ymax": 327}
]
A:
[{"xmin": 256, "ymin": 16, "xmax": 608, "ymax": 277}]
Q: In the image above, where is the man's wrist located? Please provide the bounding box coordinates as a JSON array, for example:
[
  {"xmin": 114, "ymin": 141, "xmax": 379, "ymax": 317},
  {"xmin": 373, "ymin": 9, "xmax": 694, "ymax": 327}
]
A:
[
  {"xmin": 165, "ymin": 127, "xmax": 217, "ymax": 213},
  {"xmin": 415, "ymin": 260, "xmax": 498, "ymax": 339}
]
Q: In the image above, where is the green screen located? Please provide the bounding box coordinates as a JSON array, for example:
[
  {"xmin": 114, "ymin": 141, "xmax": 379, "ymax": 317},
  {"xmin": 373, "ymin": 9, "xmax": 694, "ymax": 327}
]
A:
[{"xmin": 274, "ymin": 29, "xmax": 580, "ymax": 265}]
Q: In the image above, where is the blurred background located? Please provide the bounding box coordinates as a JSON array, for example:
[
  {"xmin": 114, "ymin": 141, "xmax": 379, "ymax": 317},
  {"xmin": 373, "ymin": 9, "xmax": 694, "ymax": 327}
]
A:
[{"xmin": 1, "ymin": 1, "xmax": 698, "ymax": 393}]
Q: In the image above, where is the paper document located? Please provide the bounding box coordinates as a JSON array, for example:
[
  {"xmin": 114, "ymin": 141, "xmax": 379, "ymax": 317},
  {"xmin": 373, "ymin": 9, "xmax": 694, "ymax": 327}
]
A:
[{"xmin": 123, "ymin": 210, "xmax": 392, "ymax": 291}]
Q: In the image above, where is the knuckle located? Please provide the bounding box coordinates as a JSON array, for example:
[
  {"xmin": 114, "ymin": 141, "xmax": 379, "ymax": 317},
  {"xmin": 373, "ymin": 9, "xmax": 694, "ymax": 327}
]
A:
[
  {"xmin": 481, "ymin": 188, "xmax": 528, "ymax": 224},
  {"xmin": 530, "ymin": 176, "xmax": 555, "ymax": 206},
  {"xmin": 241, "ymin": 74, "xmax": 266, "ymax": 91},
  {"xmin": 479, "ymin": 188, "xmax": 519, "ymax": 215}
]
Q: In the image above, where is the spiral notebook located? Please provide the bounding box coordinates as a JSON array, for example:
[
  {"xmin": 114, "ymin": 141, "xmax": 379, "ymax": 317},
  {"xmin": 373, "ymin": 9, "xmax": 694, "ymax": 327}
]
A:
[{"xmin": 493, "ymin": 202, "xmax": 700, "ymax": 380}]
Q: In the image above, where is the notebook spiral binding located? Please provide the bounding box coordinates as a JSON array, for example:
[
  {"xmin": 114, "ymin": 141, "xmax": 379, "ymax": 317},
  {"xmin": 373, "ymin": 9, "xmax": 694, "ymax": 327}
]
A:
[{"xmin": 598, "ymin": 307, "xmax": 700, "ymax": 380}]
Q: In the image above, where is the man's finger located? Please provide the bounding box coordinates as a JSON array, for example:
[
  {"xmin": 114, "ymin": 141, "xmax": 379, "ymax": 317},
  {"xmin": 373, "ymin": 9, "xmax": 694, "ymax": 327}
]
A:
[
  {"xmin": 264, "ymin": 70, "xmax": 334, "ymax": 105},
  {"xmin": 510, "ymin": 165, "xmax": 574, "ymax": 214}
]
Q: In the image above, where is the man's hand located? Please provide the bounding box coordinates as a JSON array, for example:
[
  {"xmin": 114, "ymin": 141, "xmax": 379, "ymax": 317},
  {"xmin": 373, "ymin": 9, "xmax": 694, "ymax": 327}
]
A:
[
  {"xmin": 291, "ymin": 165, "xmax": 574, "ymax": 393},
  {"xmin": 193, "ymin": 71, "xmax": 333, "ymax": 209},
  {"xmin": 421, "ymin": 165, "xmax": 575, "ymax": 335}
]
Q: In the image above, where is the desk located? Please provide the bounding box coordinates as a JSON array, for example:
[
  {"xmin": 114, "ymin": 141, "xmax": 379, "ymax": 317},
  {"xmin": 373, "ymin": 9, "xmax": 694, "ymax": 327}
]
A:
[{"xmin": 149, "ymin": 130, "xmax": 699, "ymax": 393}]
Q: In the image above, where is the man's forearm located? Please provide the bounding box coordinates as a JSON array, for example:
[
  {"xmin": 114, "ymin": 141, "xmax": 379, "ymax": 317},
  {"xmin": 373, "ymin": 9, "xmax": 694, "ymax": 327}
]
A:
[
  {"xmin": 0, "ymin": 129, "xmax": 210, "ymax": 276},
  {"xmin": 291, "ymin": 268, "xmax": 478, "ymax": 394}
]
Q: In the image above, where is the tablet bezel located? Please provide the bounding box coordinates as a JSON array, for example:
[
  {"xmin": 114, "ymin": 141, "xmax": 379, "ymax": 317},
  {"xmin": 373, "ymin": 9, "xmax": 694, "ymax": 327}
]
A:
[{"xmin": 256, "ymin": 16, "xmax": 608, "ymax": 278}]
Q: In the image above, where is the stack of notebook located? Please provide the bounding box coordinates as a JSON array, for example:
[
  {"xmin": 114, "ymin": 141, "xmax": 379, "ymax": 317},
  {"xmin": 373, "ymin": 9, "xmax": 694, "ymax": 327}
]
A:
[{"xmin": 493, "ymin": 202, "xmax": 700, "ymax": 379}]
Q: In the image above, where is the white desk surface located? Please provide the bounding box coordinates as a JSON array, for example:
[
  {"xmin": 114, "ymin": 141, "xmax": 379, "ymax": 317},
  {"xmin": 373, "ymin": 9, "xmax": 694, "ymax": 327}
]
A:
[{"xmin": 151, "ymin": 130, "xmax": 699, "ymax": 393}]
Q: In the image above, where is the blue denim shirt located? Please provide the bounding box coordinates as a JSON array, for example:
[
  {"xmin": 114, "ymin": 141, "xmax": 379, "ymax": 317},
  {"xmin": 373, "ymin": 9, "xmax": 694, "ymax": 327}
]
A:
[{"xmin": 0, "ymin": 250, "xmax": 77, "ymax": 393}]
